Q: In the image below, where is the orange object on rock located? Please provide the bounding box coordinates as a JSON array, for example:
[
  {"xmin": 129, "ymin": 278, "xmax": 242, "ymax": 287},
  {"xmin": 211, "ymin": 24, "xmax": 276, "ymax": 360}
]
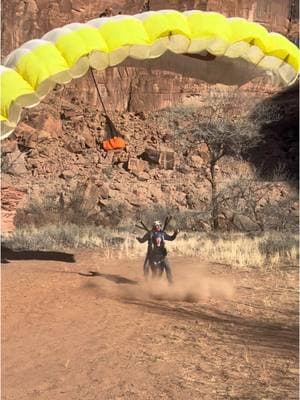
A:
[
  {"xmin": 103, "ymin": 137, "xmax": 126, "ymax": 150},
  {"xmin": 102, "ymin": 115, "xmax": 126, "ymax": 151}
]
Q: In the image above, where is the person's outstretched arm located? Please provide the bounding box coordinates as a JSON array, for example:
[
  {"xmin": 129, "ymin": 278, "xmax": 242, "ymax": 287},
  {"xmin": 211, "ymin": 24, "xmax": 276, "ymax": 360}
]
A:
[
  {"xmin": 136, "ymin": 232, "xmax": 150, "ymax": 243},
  {"xmin": 164, "ymin": 229, "xmax": 179, "ymax": 241}
]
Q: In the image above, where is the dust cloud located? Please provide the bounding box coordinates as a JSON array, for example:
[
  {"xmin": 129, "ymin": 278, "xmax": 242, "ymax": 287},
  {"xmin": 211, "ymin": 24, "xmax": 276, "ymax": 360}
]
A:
[
  {"xmin": 79, "ymin": 262, "xmax": 234, "ymax": 303},
  {"xmin": 119, "ymin": 264, "xmax": 234, "ymax": 303}
]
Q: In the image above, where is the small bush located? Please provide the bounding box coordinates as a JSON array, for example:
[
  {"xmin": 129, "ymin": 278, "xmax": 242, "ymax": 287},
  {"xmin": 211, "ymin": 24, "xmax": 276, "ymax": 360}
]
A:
[
  {"xmin": 15, "ymin": 189, "xmax": 96, "ymax": 228},
  {"xmin": 2, "ymin": 224, "xmax": 125, "ymax": 251},
  {"xmin": 258, "ymin": 232, "xmax": 299, "ymax": 259}
]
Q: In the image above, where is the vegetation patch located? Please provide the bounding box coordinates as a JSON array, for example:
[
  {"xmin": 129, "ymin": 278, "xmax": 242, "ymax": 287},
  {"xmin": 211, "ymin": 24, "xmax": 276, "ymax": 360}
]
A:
[{"xmin": 3, "ymin": 226, "xmax": 298, "ymax": 269}]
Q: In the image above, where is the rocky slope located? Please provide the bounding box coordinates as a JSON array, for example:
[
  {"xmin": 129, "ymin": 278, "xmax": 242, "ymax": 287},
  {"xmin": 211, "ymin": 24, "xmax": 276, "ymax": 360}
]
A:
[{"xmin": 1, "ymin": 82, "xmax": 298, "ymax": 233}]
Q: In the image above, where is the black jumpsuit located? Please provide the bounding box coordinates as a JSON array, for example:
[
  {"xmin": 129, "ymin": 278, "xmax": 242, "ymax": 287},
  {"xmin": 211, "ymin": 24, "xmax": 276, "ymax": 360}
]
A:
[{"xmin": 137, "ymin": 230, "xmax": 178, "ymax": 283}]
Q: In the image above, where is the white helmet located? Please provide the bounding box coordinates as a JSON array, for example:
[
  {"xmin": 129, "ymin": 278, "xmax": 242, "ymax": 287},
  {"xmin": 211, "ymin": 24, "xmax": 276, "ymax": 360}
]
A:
[{"xmin": 153, "ymin": 220, "xmax": 162, "ymax": 227}]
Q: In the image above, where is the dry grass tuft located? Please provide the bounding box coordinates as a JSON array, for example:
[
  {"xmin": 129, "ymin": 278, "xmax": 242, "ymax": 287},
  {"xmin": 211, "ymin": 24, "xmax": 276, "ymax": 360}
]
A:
[{"xmin": 2, "ymin": 226, "xmax": 298, "ymax": 269}]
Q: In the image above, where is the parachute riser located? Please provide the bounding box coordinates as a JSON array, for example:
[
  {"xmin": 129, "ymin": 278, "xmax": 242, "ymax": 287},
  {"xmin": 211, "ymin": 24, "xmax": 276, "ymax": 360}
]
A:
[
  {"xmin": 135, "ymin": 224, "xmax": 149, "ymax": 232},
  {"xmin": 163, "ymin": 215, "xmax": 172, "ymax": 231},
  {"xmin": 136, "ymin": 216, "xmax": 172, "ymax": 232}
]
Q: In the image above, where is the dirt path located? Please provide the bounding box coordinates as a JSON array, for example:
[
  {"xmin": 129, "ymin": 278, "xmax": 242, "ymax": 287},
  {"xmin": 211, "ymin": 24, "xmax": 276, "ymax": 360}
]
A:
[{"xmin": 2, "ymin": 250, "xmax": 299, "ymax": 400}]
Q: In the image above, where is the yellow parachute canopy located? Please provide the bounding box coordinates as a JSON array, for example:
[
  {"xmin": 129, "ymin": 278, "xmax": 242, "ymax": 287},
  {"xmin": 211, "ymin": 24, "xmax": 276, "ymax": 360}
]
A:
[{"xmin": 1, "ymin": 10, "xmax": 299, "ymax": 139}]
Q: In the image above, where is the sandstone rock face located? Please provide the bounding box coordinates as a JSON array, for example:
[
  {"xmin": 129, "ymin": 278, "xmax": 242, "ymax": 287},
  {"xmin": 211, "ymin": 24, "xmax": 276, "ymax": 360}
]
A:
[{"xmin": 2, "ymin": 1, "xmax": 297, "ymax": 55}]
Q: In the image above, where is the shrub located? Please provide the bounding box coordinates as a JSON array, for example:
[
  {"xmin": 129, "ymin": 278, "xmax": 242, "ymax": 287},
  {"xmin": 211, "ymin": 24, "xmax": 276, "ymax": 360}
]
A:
[{"xmin": 15, "ymin": 182, "xmax": 100, "ymax": 228}]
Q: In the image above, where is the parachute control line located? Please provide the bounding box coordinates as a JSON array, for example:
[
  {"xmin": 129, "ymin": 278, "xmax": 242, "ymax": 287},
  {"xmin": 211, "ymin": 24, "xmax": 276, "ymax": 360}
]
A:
[{"xmin": 1, "ymin": 10, "xmax": 299, "ymax": 139}]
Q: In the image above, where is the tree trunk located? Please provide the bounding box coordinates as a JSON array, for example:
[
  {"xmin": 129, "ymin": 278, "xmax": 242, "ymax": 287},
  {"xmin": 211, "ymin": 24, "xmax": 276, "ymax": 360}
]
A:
[{"xmin": 210, "ymin": 161, "xmax": 219, "ymax": 231}]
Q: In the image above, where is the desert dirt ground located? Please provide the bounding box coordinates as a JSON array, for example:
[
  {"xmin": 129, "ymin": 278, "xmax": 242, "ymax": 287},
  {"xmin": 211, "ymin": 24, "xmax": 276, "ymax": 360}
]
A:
[{"xmin": 2, "ymin": 248, "xmax": 299, "ymax": 400}]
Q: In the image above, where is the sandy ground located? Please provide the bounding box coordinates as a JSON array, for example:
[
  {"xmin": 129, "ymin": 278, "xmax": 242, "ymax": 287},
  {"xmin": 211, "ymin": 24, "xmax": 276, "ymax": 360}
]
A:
[{"xmin": 2, "ymin": 249, "xmax": 299, "ymax": 400}]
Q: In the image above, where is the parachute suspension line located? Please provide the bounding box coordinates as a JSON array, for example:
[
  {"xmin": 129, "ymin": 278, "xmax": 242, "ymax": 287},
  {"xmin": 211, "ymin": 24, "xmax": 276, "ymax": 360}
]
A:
[
  {"xmin": 89, "ymin": 68, "xmax": 127, "ymax": 150},
  {"xmin": 90, "ymin": 68, "xmax": 109, "ymax": 117}
]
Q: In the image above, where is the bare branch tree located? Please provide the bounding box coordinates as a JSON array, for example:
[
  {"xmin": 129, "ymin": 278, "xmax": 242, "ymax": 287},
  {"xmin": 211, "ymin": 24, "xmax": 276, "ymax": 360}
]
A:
[
  {"xmin": 158, "ymin": 89, "xmax": 283, "ymax": 230},
  {"xmin": 218, "ymin": 176, "xmax": 298, "ymax": 232}
]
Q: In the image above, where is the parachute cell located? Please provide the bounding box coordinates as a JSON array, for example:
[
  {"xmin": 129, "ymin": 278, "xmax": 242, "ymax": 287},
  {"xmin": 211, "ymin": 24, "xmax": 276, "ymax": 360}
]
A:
[{"xmin": 1, "ymin": 9, "xmax": 299, "ymax": 140}]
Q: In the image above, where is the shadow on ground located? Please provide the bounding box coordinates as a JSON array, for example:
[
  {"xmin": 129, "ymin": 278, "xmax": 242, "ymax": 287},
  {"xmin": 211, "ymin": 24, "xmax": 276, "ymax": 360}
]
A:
[
  {"xmin": 1, "ymin": 245, "xmax": 75, "ymax": 263},
  {"xmin": 123, "ymin": 298, "xmax": 299, "ymax": 356},
  {"xmin": 78, "ymin": 271, "xmax": 138, "ymax": 285}
]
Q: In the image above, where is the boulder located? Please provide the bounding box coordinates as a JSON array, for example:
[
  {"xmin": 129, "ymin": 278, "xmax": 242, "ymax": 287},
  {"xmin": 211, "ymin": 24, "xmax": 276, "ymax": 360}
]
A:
[
  {"xmin": 14, "ymin": 123, "xmax": 39, "ymax": 148},
  {"xmin": 59, "ymin": 169, "xmax": 77, "ymax": 180},
  {"xmin": 65, "ymin": 139, "xmax": 84, "ymax": 154},
  {"xmin": 196, "ymin": 143, "xmax": 210, "ymax": 163},
  {"xmin": 28, "ymin": 112, "xmax": 62, "ymax": 138},
  {"xmin": 141, "ymin": 148, "xmax": 160, "ymax": 164},
  {"xmin": 127, "ymin": 158, "xmax": 148, "ymax": 173},
  {"xmin": 102, "ymin": 151, "xmax": 114, "ymax": 165},
  {"xmin": 98, "ymin": 184, "xmax": 110, "ymax": 199},
  {"xmin": 113, "ymin": 151, "xmax": 129, "ymax": 164},
  {"xmin": 41, "ymin": 115, "xmax": 62, "ymax": 137},
  {"xmin": 173, "ymin": 191, "xmax": 187, "ymax": 206},
  {"xmin": 133, "ymin": 171, "xmax": 150, "ymax": 182},
  {"xmin": 159, "ymin": 151, "xmax": 175, "ymax": 170},
  {"xmin": 75, "ymin": 181, "xmax": 100, "ymax": 211},
  {"xmin": 141, "ymin": 148, "xmax": 175, "ymax": 170},
  {"xmin": 2, "ymin": 149, "xmax": 27, "ymax": 176},
  {"xmin": 190, "ymin": 155, "xmax": 204, "ymax": 168},
  {"xmin": 82, "ymin": 127, "xmax": 96, "ymax": 148},
  {"xmin": 233, "ymin": 214, "xmax": 261, "ymax": 232},
  {"xmin": 186, "ymin": 193, "xmax": 197, "ymax": 208},
  {"xmin": 1, "ymin": 139, "xmax": 18, "ymax": 154}
]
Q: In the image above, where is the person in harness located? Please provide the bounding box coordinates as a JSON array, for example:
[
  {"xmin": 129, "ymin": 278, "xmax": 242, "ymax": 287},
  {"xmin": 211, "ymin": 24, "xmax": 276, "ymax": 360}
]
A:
[{"xmin": 136, "ymin": 219, "xmax": 179, "ymax": 284}]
